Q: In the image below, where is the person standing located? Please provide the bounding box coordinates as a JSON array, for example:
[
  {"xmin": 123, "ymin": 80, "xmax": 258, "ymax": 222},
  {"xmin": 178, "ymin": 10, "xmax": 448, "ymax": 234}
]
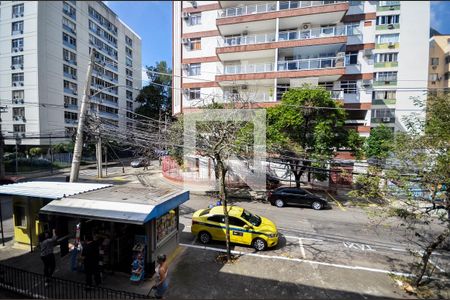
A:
[
  {"xmin": 81, "ymin": 234, "xmax": 101, "ymax": 288},
  {"xmin": 39, "ymin": 229, "xmax": 57, "ymax": 287},
  {"xmin": 155, "ymin": 254, "xmax": 169, "ymax": 299}
]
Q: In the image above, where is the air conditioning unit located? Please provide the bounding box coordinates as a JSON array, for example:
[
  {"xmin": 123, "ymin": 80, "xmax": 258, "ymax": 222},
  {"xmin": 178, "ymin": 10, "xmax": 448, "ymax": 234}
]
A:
[
  {"xmin": 182, "ymin": 64, "xmax": 189, "ymax": 71},
  {"xmin": 64, "ymin": 103, "xmax": 69, "ymax": 108},
  {"xmin": 382, "ymin": 117, "xmax": 391, "ymax": 122},
  {"xmin": 13, "ymin": 116, "xmax": 19, "ymax": 121},
  {"xmin": 190, "ymin": 1, "xmax": 197, "ymax": 8},
  {"xmin": 387, "ymin": 24, "xmax": 394, "ymax": 29},
  {"xmin": 20, "ymin": 13, "xmax": 24, "ymax": 17},
  {"xmin": 73, "ymin": 91, "xmax": 78, "ymax": 95},
  {"xmin": 13, "ymin": 99, "xmax": 18, "ymax": 104},
  {"xmin": 14, "ymin": 48, "xmax": 19, "ymax": 52},
  {"xmin": 242, "ymin": 30, "xmax": 248, "ymax": 36},
  {"xmin": 389, "ymin": 6, "xmax": 396, "ymax": 10},
  {"xmin": 20, "ymin": 30, "xmax": 23, "ymax": 34},
  {"xmin": 21, "ymin": 133, "xmax": 26, "ymax": 138},
  {"xmin": 432, "ymin": 65, "xmax": 437, "ymax": 70},
  {"xmin": 20, "ymin": 65, "xmax": 23, "ymax": 70},
  {"xmin": 13, "ymin": 82, "xmax": 17, "ymax": 87},
  {"xmin": 301, "ymin": 23, "xmax": 311, "ymax": 31},
  {"xmin": 182, "ymin": 12, "xmax": 190, "ymax": 20},
  {"xmin": 241, "ymin": 84, "xmax": 248, "ymax": 90},
  {"xmin": 19, "ymin": 82, "xmax": 24, "ymax": 86},
  {"xmin": 182, "ymin": 38, "xmax": 190, "ymax": 45},
  {"xmin": 20, "ymin": 99, "xmax": 24, "ymax": 104},
  {"xmin": 363, "ymin": 49, "xmax": 373, "ymax": 57},
  {"xmin": 11, "ymin": 65, "xmax": 16, "ymax": 70},
  {"xmin": 19, "ymin": 47, "xmax": 23, "ymax": 51},
  {"xmin": 72, "ymin": 74, "xmax": 76, "ymax": 79},
  {"xmin": 437, "ymin": 76, "xmax": 442, "ymax": 81},
  {"xmin": 388, "ymin": 42, "xmax": 395, "ymax": 48},
  {"xmin": 362, "ymin": 79, "xmax": 373, "ymax": 87},
  {"xmin": 22, "ymin": 117, "xmax": 26, "ymax": 122}
]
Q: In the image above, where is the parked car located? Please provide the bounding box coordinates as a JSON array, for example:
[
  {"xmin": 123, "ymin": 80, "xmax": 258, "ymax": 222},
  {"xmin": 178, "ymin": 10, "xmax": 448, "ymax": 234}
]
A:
[
  {"xmin": 191, "ymin": 206, "xmax": 278, "ymax": 251},
  {"xmin": 130, "ymin": 157, "xmax": 148, "ymax": 168},
  {"xmin": 267, "ymin": 187, "xmax": 330, "ymax": 210}
]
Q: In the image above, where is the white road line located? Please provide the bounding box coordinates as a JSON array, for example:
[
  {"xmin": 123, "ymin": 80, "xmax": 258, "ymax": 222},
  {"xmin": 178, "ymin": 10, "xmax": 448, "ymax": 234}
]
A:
[
  {"xmin": 390, "ymin": 247, "xmax": 407, "ymax": 252},
  {"xmin": 298, "ymin": 238, "xmax": 306, "ymax": 259},
  {"xmin": 284, "ymin": 235, "xmax": 323, "ymax": 242},
  {"xmin": 178, "ymin": 243, "xmax": 445, "ymax": 280}
]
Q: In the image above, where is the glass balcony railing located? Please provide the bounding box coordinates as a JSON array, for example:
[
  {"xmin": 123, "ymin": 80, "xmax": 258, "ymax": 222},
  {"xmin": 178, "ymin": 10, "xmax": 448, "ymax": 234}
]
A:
[
  {"xmin": 330, "ymin": 90, "xmax": 344, "ymax": 99},
  {"xmin": 218, "ymin": 32, "xmax": 276, "ymax": 47},
  {"xmin": 223, "ymin": 63, "xmax": 274, "ymax": 74},
  {"xmin": 224, "ymin": 91, "xmax": 272, "ymax": 102},
  {"xmin": 277, "ymin": 56, "xmax": 345, "ymax": 71},
  {"xmin": 218, "ymin": 1, "xmax": 346, "ymax": 18},
  {"xmin": 99, "ymin": 111, "xmax": 119, "ymax": 119},
  {"xmin": 278, "ymin": 24, "xmax": 360, "ymax": 41}
]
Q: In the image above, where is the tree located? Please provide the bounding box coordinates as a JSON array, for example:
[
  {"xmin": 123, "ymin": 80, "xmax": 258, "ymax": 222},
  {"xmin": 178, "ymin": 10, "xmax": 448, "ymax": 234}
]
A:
[
  {"xmin": 349, "ymin": 94, "xmax": 450, "ymax": 287},
  {"xmin": 135, "ymin": 61, "xmax": 172, "ymax": 119},
  {"xmin": 364, "ymin": 124, "xmax": 394, "ymax": 161},
  {"xmin": 267, "ymin": 86, "xmax": 351, "ymax": 187}
]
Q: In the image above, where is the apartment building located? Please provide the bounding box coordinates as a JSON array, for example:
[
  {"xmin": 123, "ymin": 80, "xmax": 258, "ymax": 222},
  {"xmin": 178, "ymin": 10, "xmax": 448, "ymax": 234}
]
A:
[
  {"xmin": 429, "ymin": 34, "xmax": 450, "ymax": 93},
  {"xmin": 0, "ymin": 1, "xmax": 141, "ymax": 146},
  {"xmin": 173, "ymin": 1, "xmax": 430, "ymax": 135}
]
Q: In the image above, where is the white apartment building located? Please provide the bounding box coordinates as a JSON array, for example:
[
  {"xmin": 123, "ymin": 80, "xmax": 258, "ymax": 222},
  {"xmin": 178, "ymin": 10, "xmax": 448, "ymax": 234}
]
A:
[
  {"xmin": 173, "ymin": 1, "xmax": 430, "ymax": 136},
  {"xmin": 0, "ymin": 1, "xmax": 142, "ymax": 146}
]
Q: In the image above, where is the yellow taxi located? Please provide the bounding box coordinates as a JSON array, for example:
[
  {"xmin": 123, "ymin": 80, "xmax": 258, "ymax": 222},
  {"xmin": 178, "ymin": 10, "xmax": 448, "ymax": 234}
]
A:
[{"xmin": 191, "ymin": 206, "xmax": 278, "ymax": 251}]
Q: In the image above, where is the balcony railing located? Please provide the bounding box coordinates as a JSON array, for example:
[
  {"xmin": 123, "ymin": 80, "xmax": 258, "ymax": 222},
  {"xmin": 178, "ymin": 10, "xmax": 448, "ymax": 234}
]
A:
[
  {"xmin": 223, "ymin": 63, "xmax": 274, "ymax": 74},
  {"xmin": 64, "ymin": 119, "xmax": 78, "ymax": 125},
  {"xmin": 218, "ymin": 32, "xmax": 276, "ymax": 47},
  {"xmin": 277, "ymin": 56, "xmax": 345, "ymax": 71},
  {"xmin": 278, "ymin": 24, "xmax": 360, "ymax": 41},
  {"xmin": 224, "ymin": 91, "xmax": 272, "ymax": 102},
  {"xmin": 330, "ymin": 90, "xmax": 344, "ymax": 99},
  {"xmin": 218, "ymin": 1, "xmax": 346, "ymax": 18},
  {"xmin": 99, "ymin": 111, "xmax": 119, "ymax": 119}
]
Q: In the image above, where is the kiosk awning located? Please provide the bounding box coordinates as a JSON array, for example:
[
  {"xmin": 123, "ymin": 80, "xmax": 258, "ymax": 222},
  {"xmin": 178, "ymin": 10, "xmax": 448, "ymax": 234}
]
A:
[{"xmin": 0, "ymin": 181, "xmax": 112, "ymax": 199}]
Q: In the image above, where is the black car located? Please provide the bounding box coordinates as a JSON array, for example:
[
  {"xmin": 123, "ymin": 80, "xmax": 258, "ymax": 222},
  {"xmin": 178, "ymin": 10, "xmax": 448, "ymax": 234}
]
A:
[{"xmin": 267, "ymin": 187, "xmax": 330, "ymax": 210}]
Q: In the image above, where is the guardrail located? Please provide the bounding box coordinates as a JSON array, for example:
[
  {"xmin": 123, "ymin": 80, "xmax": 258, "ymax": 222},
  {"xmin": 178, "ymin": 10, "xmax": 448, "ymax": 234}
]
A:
[
  {"xmin": 0, "ymin": 263, "xmax": 148, "ymax": 299},
  {"xmin": 218, "ymin": 32, "xmax": 276, "ymax": 47},
  {"xmin": 223, "ymin": 63, "xmax": 274, "ymax": 74},
  {"xmin": 278, "ymin": 24, "xmax": 360, "ymax": 41}
]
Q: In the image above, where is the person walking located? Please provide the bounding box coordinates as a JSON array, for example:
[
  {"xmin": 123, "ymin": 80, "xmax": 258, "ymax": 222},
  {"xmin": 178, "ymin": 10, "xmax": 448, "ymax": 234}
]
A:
[
  {"xmin": 81, "ymin": 234, "xmax": 101, "ymax": 288},
  {"xmin": 154, "ymin": 254, "xmax": 169, "ymax": 299},
  {"xmin": 39, "ymin": 229, "xmax": 57, "ymax": 287}
]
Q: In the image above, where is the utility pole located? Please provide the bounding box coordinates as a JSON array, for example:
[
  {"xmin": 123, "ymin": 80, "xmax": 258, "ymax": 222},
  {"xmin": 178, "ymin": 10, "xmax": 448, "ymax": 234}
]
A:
[
  {"xmin": 0, "ymin": 106, "xmax": 7, "ymax": 179},
  {"xmin": 96, "ymin": 136, "xmax": 103, "ymax": 178},
  {"xmin": 70, "ymin": 49, "xmax": 96, "ymax": 182},
  {"xmin": 49, "ymin": 133, "xmax": 53, "ymax": 175},
  {"xmin": 15, "ymin": 138, "xmax": 19, "ymax": 175}
]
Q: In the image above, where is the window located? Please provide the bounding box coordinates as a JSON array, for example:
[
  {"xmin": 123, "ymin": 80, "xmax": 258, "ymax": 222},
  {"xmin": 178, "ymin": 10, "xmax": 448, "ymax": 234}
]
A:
[
  {"xmin": 188, "ymin": 63, "xmax": 201, "ymax": 76},
  {"xmin": 13, "ymin": 206, "xmax": 27, "ymax": 227},
  {"xmin": 445, "ymin": 72, "xmax": 450, "ymax": 81},
  {"xmin": 12, "ymin": 3, "xmax": 24, "ymax": 17},
  {"xmin": 12, "ymin": 73, "xmax": 24, "ymax": 83},
  {"xmin": 277, "ymin": 84, "xmax": 289, "ymax": 100},
  {"xmin": 379, "ymin": 1, "xmax": 400, "ymax": 6},
  {"xmin": 12, "ymin": 21, "xmax": 23, "ymax": 35},
  {"xmin": 189, "ymin": 38, "xmax": 201, "ymax": 51},
  {"xmin": 12, "ymin": 90, "xmax": 24, "ymax": 100},
  {"xmin": 446, "ymin": 56, "xmax": 450, "ymax": 64},
  {"xmin": 12, "ymin": 38, "xmax": 24, "ymax": 51},
  {"xmin": 345, "ymin": 51, "xmax": 358, "ymax": 65},
  {"xmin": 88, "ymin": 6, "xmax": 118, "ymax": 35},
  {"xmin": 229, "ymin": 217, "xmax": 247, "ymax": 227},
  {"xmin": 188, "ymin": 88, "xmax": 201, "ymax": 100},
  {"xmin": 126, "ymin": 79, "xmax": 133, "ymax": 88},
  {"xmin": 13, "ymin": 107, "xmax": 25, "ymax": 118},
  {"xmin": 63, "ymin": 1, "xmax": 76, "ymax": 19},
  {"xmin": 346, "ymin": 22, "xmax": 360, "ymax": 36},
  {"xmin": 125, "ymin": 35, "xmax": 133, "ymax": 47},
  {"xmin": 64, "ymin": 96, "xmax": 77, "ymax": 107},
  {"xmin": 127, "ymin": 101, "xmax": 133, "ymax": 110},
  {"xmin": 63, "ymin": 64, "xmax": 77, "ymax": 79},
  {"xmin": 376, "ymin": 34, "xmax": 399, "ymax": 44},
  {"xmin": 189, "ymin": 13, "xmax": 201, "ymax": 25},
  {"xmin": 207, "ymin": 215, "xmax": 225, "ymax": 223},
  {"xmin": 126, "ymin": 47, "xmax": 132, "ymax": 57},
  {"xmin": 64, "ymin": 80, "xmax": 77, "ymax": 93},
  {"xmin": 13, "ymin": 124, "xmax": 25, "ymax": 133},
  {"xmin": 373, "ymin": 90, "xmax": 396, "ymax": 99},
  {"xmin": 376, "ymin": 15, "xmax": 399, "ymax": 25},
  {"xmin": 375, "ymin": 71, "xmax": 397, "ymax": 81},
  {"xmin": 63, "ymin": 32, "xmax": 76, "ymax": 48},
  {"xmin": 340, "ymin": 80, "xmax": 357, "ymax": 94},
  {"xmin": 430, "ymin": 73, "xmax": 438, "ymax": 81},
  {"xmin": 431, "ymin": 57, "xmax": 439, "ymax": 66},
  {"xmin": 318, "ymin": 81, "xmax": 334, "ymax": 91},
  {"xmin": 64, "ymin": 111, "xmax": 77, "ymax": 120},
  {"xmin": 62, "ymin": 17, "xmax": 76, "ymax": 34},
  {"xmin": 349, "ymin": 1, "xmax": 362, "ymax": 5},
  {"xmin": 126, "ymin": 90, "xmax": 133, "ymax": 100},
  {"xmin": 375, "ymin": 52, "xmax": 398, "ymax": 63},
  {"xmin": 11, "ymin": 55, "xmax": 23, "ymax": 66},
  {"xmin": 126, "ymin": 68, "xmax": 133, "ymax": 77},
  {"xmin": 126, "ymin": 57, "xmax": 133, "ymax": 67},
  {"xmin": 63, "ymin": 49, "xmax": 77, "ymax": 64},
  {"xmin": 371, "ymin": 108, "xmax": 395, "ymax": 118}
]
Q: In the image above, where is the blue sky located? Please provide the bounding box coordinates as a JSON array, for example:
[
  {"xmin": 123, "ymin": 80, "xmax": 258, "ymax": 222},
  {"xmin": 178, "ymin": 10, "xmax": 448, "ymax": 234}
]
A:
[{"xmin": 105, "ymin": 1, "xmax": 450, "ymax": 72}]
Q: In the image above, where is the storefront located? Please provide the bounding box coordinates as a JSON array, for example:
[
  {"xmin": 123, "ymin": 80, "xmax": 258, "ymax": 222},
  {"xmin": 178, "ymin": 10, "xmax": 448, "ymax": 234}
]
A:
[
  {"xmin": 39, "ymin": 184, "xmax": 189, "ymax": 276},
  {"xmin": 0, "ymin": 182, "xmax": 112, "ymax": 250}
]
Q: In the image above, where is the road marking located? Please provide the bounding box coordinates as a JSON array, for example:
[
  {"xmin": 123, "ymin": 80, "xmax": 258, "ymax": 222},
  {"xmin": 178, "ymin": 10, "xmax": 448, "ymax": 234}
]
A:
[
  {"xmin": 428, "ymin": 258, "xmax": 445, "ymax": 273},
  {"xmin": 284, "ymin": 235, "xmax": 323, "ymax": 242},
  {"xmin": 179, "ymin": 243, "xmax": 444, "ymax": 280},
  {"xmin": 299, "ymin": 238, "xmax": 306, "ymax": 258},
  {"xmin": 343, "ymin": 242, "xmax": 376, "ymax": 252}
]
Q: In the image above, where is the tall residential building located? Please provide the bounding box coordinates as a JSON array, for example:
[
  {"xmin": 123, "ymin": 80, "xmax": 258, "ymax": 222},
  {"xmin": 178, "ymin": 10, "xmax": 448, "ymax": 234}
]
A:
[
  {"xmin": 173, "ymin": 1, "xmax": 430, "ymax": 135},
  {"xmin": 0, "ymin": 1, "xmax": 142, "ymax": 146},
  {"xmin": 429, "ymin": 34, "xmax": 450, "ymax": 93}
]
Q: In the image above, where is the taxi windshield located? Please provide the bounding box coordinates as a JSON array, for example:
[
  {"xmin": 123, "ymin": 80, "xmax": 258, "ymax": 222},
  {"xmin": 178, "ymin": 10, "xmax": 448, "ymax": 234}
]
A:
[{"xmin": 241, "ymin": 210, "xmax": 261, "ymax": 227}]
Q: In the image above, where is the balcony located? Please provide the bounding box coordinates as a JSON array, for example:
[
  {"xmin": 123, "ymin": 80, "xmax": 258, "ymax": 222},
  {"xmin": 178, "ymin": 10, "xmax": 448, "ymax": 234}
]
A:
[
  {"xmin": 373, "ymin": 78, "xmax": 397, "ymax": 86},
  {"xmin": 375, "ymin": 42, "xmax": 399, "ymax": 50},
  {"xmin": 64, "ymin": 72, "xmax": 77, "ymax": 80},
  {"xmin": 63, "ymin": 40, "xmax": 76, "ymax": 50},
  {"xmin": 99, "ymin": 111, "xmax": 119, "ymax": 119},
  {"xmin": 12, "ymin": 81, "xmax": 24, "ymax": 87},
  {"xmin": 277, "ymin": 56, "xmax": 345, "ymax": 71},
  {"xmin": 377, "ymin": 1, "xmax": 400, "ymax": 11},
  {"xmin": 12, "ymin": 30, "xmax": 23, "ymax": 36},
  {"xmin": 13, "ymin": 115, "xmax": 26, "ymax": 122},
  {"xmin": 64, "ymin": 119, "xmax": 78, "ymax": 125},
  {"xmin": 374, "ymin": 61, "xmax": 398, "ymax": 68},
  {"xmin": 218, "ymin": 32, "xmax": 276, "ymax": 47},
  {"xmin": 223, "ymin": 62, "xmax": 274, "ymax": 74},
  {"xmin": 224, "ymin": 91, "xmax": 273, "ymax": 102},
  {"xmin": 372, "ymin": 98, "xmax": 396, "ymax": 106},
  {"xmin": 218, "ymin": 1, "xmax": 346, "ymax": 18},
  {"xmin": 63, "ymin": 24, "xmax": 76, "ymax": 35},
  {"xmin": 371, "ymin": 117, "xmax": 395, "ymax": 124},
  {"xmin": 278, "ymin": 24, "xmax": 359, "ymax": 42},
  {"xmin": 11, "ymin": 64, "xmax": 23, "ymax": 70},
  {"xmin": 330, "ymin": 90, "xmax": 344, "ymax": 100},
  {"xmin": 376, "ymin": 23, "xmax": 400, "ymax": 31},
  {"xmin": 64, "ymin": 87, "xmax": 77, "ymax": 95},
  {"xmin": 64, "ymin": 103, "xmax": 78, "ymax": 110}
]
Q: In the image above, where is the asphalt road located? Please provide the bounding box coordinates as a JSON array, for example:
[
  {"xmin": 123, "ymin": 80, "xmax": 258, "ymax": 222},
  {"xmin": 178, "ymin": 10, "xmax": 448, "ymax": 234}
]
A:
[{"xmin": 178, "ymin": 194, "xmax": 450, "ymax": 278}]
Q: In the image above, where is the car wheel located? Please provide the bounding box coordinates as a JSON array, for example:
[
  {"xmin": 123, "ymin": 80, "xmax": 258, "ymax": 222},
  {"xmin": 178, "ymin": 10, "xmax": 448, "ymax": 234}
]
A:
[
  {"xmin": 198, "ymin": 231, "xmax": 211, "ymax": 244},
  {"xmin": 253, "ymin": 238, "xmax": 267, "ymax": 251},
  {"xmin": 312, "ymin": 201, "xmax": 322, "ymax": 210},
  {"xmin": 275, "ymin": 199, "xmax": 284, "ymax": 208}
]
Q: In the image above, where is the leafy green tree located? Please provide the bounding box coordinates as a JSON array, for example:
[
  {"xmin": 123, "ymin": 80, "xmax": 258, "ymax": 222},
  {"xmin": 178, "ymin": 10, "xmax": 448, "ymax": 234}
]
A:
[
  {"xmin": 267, "ymin": 86, "xmax": 352, "ymax": 187},
  {"xmin": 135, "ymin": 61, "xmax": 172, "ymax": 120},
  {"xmin": 364, "ymin": 125, "xmax": 394, "ymax": 161}
]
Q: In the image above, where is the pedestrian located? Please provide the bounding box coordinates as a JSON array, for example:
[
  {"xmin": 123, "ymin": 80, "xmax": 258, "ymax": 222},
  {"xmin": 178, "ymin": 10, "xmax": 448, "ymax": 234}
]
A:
[
  {"xmin": 39, "ymin": 229, "xmax": 57, "ymax": 287},
  {"xmin": 81, "ymin": 234, "xmax": 101, "ymax": 289},
  {"xmin": 154, "ymin": 254, "xmax": 169, "ymax": 299}
]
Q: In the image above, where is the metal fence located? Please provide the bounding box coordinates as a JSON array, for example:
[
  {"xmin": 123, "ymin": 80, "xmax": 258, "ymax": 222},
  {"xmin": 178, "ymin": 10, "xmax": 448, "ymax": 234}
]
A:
[{"xmin": 0, "ymin": 263, "xmax": 149, "ymax": 299}]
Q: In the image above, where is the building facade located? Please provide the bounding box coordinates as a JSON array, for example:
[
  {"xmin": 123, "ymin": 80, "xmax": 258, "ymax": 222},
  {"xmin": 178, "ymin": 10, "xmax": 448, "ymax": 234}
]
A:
[
  {"xmin": 173, "ymin": 1, "xmax": 430, "ymax": 135},
  {"xmin": 0, "ymin": 1, "xmax": 142, "ymax": 146},
  {"xmin": 429, "ymin": 35, "xmax": 450, "ymax": 93}
]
